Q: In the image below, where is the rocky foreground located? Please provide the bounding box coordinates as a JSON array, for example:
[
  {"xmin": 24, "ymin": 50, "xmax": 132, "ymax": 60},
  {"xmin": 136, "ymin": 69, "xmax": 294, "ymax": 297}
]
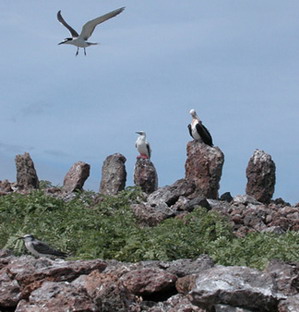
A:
[
  {"xmin": 0, "ymin": 249, "xmax": 299, "ymax": 312},
  {"xmin": 1, "ymin": 189, "xmax": 299, "ymax": 312}
]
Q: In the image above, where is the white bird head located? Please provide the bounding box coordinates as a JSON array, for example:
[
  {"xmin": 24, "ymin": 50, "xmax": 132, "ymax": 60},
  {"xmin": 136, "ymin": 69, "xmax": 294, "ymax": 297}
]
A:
[
  {"xmin": 58, "ymin": 38, "xmax": 73, "ymax": 45},
  {"xmin": 189, "ymin": 109, "xmax": 198, "ymax": 117},
  {"xmin": 18, "ymin": 234, "xmax": 35, "ymax": 242}
]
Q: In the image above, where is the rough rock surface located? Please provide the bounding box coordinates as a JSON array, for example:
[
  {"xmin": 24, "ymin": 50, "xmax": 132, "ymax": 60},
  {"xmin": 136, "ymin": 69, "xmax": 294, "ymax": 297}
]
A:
[
  {"xmin": 63, "ymin": 161, "xmax": 90, "ymax": 193},
  {"xmin": 265, "ymin": 259, "xmax": 299, "ymax": 296},
  {"xmin": 0, "ymin": 179, "xmax": 13, "ymax": 193},
  {"xmin": 16, "ymin": 281, "xmax": 97, "ymax": 312},
  {"xmin": 246, "ymin": 149, "xmax": 276, "ymax": 203},
  {"xmin": 134, "ymin": 158, "xmax": 158, "ymax": 194},
  {"xmin": 0, "ymin": 253, "xmax": 298, "ymax": 311},
  {"xmin": 147, "ymin": 179, "xmax": 196, "ymax": 208},
  {"xmin": 15, "ymin": 152, "xmax": 39, "ymax": 189},
  {"xmin": 278, "ymin": 294, "xmax": 299, "ymax": 312},
  {"xmin": 185, "ymin": 141, "xmax": 224, "ymax": 199},
  {"xmin": 99, "ymin": 153, "xmax": 127, "ymax": 195},
  {"xmin": 189, "ymin": 265, "xmax": 283, "ymax": 311},
  {"xmin": 121, "ymin": 267, "xmax": 177, "ymax": 298}
]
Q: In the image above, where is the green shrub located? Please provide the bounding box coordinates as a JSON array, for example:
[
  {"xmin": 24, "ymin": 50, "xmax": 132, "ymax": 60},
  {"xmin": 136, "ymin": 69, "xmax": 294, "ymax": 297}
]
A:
[{"xmin": 0, "ymin": 188, "xmax": 299, "ymax": 269}]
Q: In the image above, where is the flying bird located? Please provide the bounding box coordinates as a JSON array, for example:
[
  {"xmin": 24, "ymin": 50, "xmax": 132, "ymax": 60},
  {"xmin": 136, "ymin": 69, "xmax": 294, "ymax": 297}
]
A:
[
  {"xmin": 57, "ymin": 7, "xmax": 125, "ymax": 56},
  {"xmin": 188, "ymin": 109, "xmax": 213, "ymax": 146},
  {"xmin": 18, "ymin": 234, "xmax": 67, "ymax": 259},
  {"xmin": 135, "ymin": 131, "xmax": 151, "ymax": 159}
]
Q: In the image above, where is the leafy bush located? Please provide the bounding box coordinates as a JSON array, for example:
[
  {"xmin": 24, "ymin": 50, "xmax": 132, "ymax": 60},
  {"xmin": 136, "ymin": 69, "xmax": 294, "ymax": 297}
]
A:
[{"xmin": 1, "ymin": 188, "xmax": 299, "ymax": 270}]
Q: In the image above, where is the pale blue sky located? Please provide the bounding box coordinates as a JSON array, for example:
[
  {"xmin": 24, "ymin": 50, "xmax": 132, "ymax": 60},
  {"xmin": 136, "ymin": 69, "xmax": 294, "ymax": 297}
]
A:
[{"xmin": 0, "ymin": 1, "xmax": 298, "ymax": 203}]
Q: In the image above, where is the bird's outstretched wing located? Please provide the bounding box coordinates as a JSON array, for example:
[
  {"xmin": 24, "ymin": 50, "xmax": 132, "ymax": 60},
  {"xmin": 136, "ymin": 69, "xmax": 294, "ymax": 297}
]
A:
[
  {"xmin": 195, "ymin": 123, "xmax": 213, "ymax": 147},
  {"xmin": 57, "ymin": 10, "xmax": 79, "ymax": 38},
  {"xmin": 80, "ymin": 7, "xmax": 125, "ymax": 40},
  {"xmin": 33, "ymin": 240, "xmax": 67, "ymax": 258}
]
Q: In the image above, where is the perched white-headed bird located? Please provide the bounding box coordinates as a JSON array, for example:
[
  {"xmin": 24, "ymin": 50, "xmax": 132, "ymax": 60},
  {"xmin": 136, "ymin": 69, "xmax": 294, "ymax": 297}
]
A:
[
  {"xmin": 135, "ymin": 131, "xmax": 151, "ymax": 159},
  {"xmin": 188, "ymin": 109, "xmax": 213, "ymax": 146},
  {"xmin": 57, "ymin": 7, "xmax": 125, "ymax": 56}
]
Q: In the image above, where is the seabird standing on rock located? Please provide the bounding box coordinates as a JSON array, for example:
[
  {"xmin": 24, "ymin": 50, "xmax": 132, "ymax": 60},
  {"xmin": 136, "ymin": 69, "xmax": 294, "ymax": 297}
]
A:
[
  {"xmin": 18, "ymin": 234, "xmax": 67, "ymax": 259},
  {"xmin": 188, "ymin": 109, "xmax": 213, "ymax": 147},
  {"xmin": 57, "ymin": 7, "xmax": 125, "ymax": 56},
  {"xmin": 135, "ymin": 131, "xmax": 151, "ymax": 159}
]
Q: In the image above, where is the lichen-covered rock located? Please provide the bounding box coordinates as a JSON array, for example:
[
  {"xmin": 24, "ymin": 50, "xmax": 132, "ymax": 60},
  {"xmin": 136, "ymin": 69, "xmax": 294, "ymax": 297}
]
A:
[
  {"xmin": 99, "ymin": 153, "xmax": 127, "ymax": 195},
  {"xmin": 246, "ymin": 149, "xmax": 276, "ymax": 203},
  {"xmin": 63, "ymin": 161, "xmax": 90, "ymax": 193},
  {"xmin": 185, "ymin": 141, "xmax": 224, "ymax": 199},
  {"xmin": 134, "ymin": 158, "xmax": 158, "ymax": 194},
  {"xmin": 189, "ymin": 265, "xmax": 283, "ymax": 311},
  {"xmin": 15, "ymin": 152, "xmax": 39, "ymax": 189},
  {"xmin": 15, "ymin": 281, "xmax": 97, "ymax": 312}
]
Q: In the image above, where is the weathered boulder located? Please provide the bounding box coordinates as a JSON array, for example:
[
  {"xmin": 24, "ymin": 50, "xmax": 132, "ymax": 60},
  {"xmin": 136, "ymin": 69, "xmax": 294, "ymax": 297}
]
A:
[
  {"xmin": 15, "ymin": 152, "xmax": 39, "ymax": 189},
  {"xmin": 131, "ymin": 203, "xmax": 175, "ymax": 226},
  {"xmin": 134, "ymin": 158, "xmax": 158, "ymax": 194},
  {"xmin": 99, "ymin": 153, "xmax": 127, "ymax": 195},
  {"xmin": 63, "ymin": 161, "xmax": 90, "ymax": 193},
  {"xmin": 246, "ymin": 149, "xmax": 276, "ymax": 203},
  {"xmin": 147, "ymin": 179, "xmax": 196, "ymax": 208},
  {"xmin": 15, "ymin": 281, "xmax": 97, "ymax": 312},
  {"xmin": 189, "ymin": 265, "xmax": 283, "ymax": 311},
  {"xmin": 121, "ymin": 267, "xmax": 177, "ymax": 299},
  {"xmin": 185, "ymin": 141, "xmax": 224, "ymax": 199},
  {"xmin": 162, "ymin": 255, "xmax": 215, "ymax": 278},
  {"xmin": 73, "ymin": 268, "xmax": 139, "ymax": 312}
]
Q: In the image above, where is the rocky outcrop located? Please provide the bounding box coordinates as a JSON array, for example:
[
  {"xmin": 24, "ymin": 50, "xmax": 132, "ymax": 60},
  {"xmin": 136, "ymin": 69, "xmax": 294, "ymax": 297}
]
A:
[
  {"xmin": 63, "ymin": 161, "xmax": 90, "ymax": 193},
  {"xmin": 185, "ymin": 141, "xmax": 224, "ymax": 199},
  {"xmin": 246, "ymin": 149, "xmax": 276, "ymax": 203},
  {"xmin": 99, "ymin": 153, "xmax": 127, "ymax": 195},
  {"xmin": 208, "ymin": 195, "xmax": 299, "ymax": 238},
  {"xmin": 1, "ymin": 253, "xmax": 299, "ymax": 311},
  {"xmin": 15, "ymin": 152, "xmax": 39, "ymax": 190},
  {"xmin": 134, "ymin": 158, "xmax": 158, "ymax": 194},
  {"xmin": 131, "ymin": 179, "xmax": 210, "ymax": 226}
]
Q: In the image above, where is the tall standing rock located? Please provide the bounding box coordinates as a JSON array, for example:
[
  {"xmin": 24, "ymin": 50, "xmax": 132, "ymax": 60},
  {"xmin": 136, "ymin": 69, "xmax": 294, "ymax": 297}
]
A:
[
  {"xmin": 134, "ymin": 159, "xmax": 158, "ymax": 194},
  {"xmin": 15, "ymin": 152, "xmax": 39, "ymax": 189},
  {"xmin": 246, "ymin": 149, "xmax": 276, "ymax": 203},
  {"xmin": 185, "ymin": 141, "xmax": 224, "ymax": 199},
  {"xmin": 63, "ymin": 161, "xmax": 90, "ymax": 193},
  {"xmin": 99, "ymin": 153, "xmax": 127, "ymax": 195}
]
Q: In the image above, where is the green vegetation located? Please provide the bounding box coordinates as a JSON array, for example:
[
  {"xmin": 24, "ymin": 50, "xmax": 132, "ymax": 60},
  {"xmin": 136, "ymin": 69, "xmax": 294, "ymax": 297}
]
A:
[{"xmin": 0, "ymin": 188, "xmax": 299, "ymax": 269}]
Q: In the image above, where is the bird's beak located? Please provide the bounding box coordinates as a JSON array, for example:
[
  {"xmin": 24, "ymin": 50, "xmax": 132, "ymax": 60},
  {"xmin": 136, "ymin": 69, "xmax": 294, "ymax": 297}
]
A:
[
  {"xmin": 58, "ymin": 41, "xmax": 64, "ymax": 45},
  {"xmin": 17, "ymin": 237, "xmax": 24, "ymax": 240},
  {"xmin": 136, "ymin": 132, "xmax": 141, "ymax": 135}
]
